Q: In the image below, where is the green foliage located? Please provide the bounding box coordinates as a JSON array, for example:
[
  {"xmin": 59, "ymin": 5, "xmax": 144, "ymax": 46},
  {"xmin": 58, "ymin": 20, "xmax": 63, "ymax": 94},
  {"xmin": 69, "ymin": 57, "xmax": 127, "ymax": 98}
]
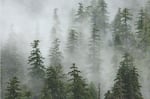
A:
[
  {"xmin": 68, "ymin": 63, "xmax": 89, "ymax": 99},
  {"xmin": 105, "ymin": 53, "xmax": 143, "ymax": 99},
  {"xmin": 136, "ymin": 7, "xmax": 150, "ymax": 51},
  {"xmin": 67, "ymin": 29, "xmax": 79, "ymax": 55},
  {"xmin": 28, "ymin": 40, "xmax": 45, "ymax": 79},
  {"xmin": 5, "ymin": 77, "xmax": 22, "ymax": 99},
  {"xmin": 49, "ymin": 38, "xmax": 63, "ymax": 67},
  {"xmin": 89, "ymin": 23, "xmax": 101, "ymax": 82},
  {"xmin": 41, "ymin": 65, "xmax": 66, "ymax": 99}
]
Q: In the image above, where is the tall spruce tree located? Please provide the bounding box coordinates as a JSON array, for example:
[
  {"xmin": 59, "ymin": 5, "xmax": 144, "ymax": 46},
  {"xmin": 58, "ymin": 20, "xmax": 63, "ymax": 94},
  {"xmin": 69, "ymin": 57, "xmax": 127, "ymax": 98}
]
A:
[
  {"xmin": 49, "ymin": 38, "xmax": 63, "ymax": 66},
  {"xmin": 76, "ymin": 3, "xmax": 85, "ymax": 22},
  {"xmin": 68, "ymin": 63, "xmax": 88, "ymax": 99},
  {"xmin": 105, "ymin": 53, "xmax": 143, "ymax": 99},
  {"xmin": 41, "ymin": 66, "xmax": 66, "ymax": 99},
  {"xmin": 28, "ymin": 40, "xmax": 45, "ymax": 79},
  {"xmin": 1, "ymin": 28, "xmax": 25, "ymax": 99},
  {"xmin": 28, "ymin": 40, "xmax": 45, "ymax": 99},
  {"xmin": 121, "ymin": 8, "xmax": 133, "ymax": 49},
  {"xmin": 41, "ymin": 38, "xmax": 66, "ymax": 99},
  {"xmin": 112, "ymin": 8, "xmax": 122, "ymax": 46},
  {"xmin": 89, "ymin": 23, "xmax": 101, "ymax": 83},
  {"xmin": 92, "ymin": 0, "xmax": 108, "ymax": 35},
  {"xmin": 66, "ymin": 29, "xmax": 79, "ymax": 60},
  {"xmin": 5, "ymin": 77, "xmax": 22, "ymax": 99},
  {"xmin": 88, "ymin": 83, "xmax": 98, "ymax": 99}
]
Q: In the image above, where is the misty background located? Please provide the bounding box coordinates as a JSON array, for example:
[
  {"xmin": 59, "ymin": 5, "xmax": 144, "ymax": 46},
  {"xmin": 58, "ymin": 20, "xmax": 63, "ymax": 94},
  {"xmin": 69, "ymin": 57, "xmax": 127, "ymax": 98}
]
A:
[{"xmin": 0, "ymin": 0, "xmax": 150, "ymax": 99}]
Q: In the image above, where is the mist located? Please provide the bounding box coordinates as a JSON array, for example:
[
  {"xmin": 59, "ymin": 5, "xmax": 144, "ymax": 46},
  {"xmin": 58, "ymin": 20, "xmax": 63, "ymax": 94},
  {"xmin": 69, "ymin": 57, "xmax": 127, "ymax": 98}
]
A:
[{"xmin": 0, "ymin": 0, "xmax": 150, "ymax": 99}]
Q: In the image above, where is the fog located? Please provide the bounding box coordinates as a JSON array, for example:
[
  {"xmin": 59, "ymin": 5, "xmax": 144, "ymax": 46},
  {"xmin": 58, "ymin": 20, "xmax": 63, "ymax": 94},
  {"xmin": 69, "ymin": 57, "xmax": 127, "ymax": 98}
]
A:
[{"xmin": 0, "ymin": 0, "xmax": 149, "ymax": 99}]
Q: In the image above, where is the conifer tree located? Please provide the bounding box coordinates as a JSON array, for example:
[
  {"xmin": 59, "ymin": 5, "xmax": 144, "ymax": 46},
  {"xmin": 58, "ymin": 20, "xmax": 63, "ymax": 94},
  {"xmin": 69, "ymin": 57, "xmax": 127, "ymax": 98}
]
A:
[
  {"xmin": 49, "ymin": 38, "xmax": 63, "ymax": 67},
  {"xmin": 41, "ymin": 38, "xmax": 66, "ymax": 99},
  {"xmin": 106, "ymin": 53, "xmax": 143, "ymax": 99},
  {"xmin": 92, "ymin": 0, "xmax": 108, "ymax": 35},
  {"xmin": 66, "ymin": 29, "xmax": 79, "ymax": 60},
  {"xmin": 112, "ymin": 8, "xmax": 122, "ymax": 46},
  {"xmin": 68, "ymin": 63, "xmax": 88, "ymax": 99},
  {"xmin": 88, "ymin": 83, "xmax": 98, "ymax": 99},
  {"xmin": 136, "ymin": 2, "xmax": 150, "ymax": 51},
  {"xmin": 121, "ymin": 8, "xmax": 133, "ymax": 48},
  {"xmin": 28, "ymin": 40, "xmax": 45, "ymax": 79},
  {"xmin": 76, "ymin": 3, "xmax": 85, "ymax": 21},
  {"xmin": 89, "ymin": 23, "xmax": 101, "ymax": 83},
  {"xmin": 28, "ymin": 40, "xmax": 45, "ymax": 99},
  {"xmin": 5, "ymin": 77, "xmax": 22, "ymax": 99},
  {"xmin": 104, "ymin": 90, "xmax": 113, "ymax": 99},
  {"xmin": 42, "ymin": 66, "xmax": 66, "ymax": 99}
]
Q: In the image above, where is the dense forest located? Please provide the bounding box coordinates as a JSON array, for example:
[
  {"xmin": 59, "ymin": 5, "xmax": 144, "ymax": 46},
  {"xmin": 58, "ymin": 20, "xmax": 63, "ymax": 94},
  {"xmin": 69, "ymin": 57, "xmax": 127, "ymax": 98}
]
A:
[{"xmin": 1, "ymin": 0, "xmax": 150, "ymax": 99}]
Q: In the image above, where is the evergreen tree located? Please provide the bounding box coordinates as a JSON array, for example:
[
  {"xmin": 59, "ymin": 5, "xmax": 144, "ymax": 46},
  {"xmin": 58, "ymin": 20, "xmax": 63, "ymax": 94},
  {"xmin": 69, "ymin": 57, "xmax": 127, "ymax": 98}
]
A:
[
  {"xmin": 68, "ymin": 63, "xmax": 88, "ymax": 99},
  {"xmin": 51, "ymin": 8, "xmax": 61, "ymax": 40},
  {"xmin": 49, "ymin": 38, "xmax": 63, "ymax": 66},
  {"xmin": 66, "ymin": 29, "xmax": 79, "ymax": 60},
  {"xmin": 76, "ymin": 3, "xmax": 85, "ymax": 21},
  {"xmin": 28, "ymin": 40, "xmax": 45, "ymax": 99},
  {"xmin": 88, "ymin": 83, "xmax": 98, "ymax": 99},
  {"xmin": 1, "ymin": 27, "xmax": 25, "ymax": 99},
  {"xmin": 92, "ymin": 0, "xmax": 108, "ymax": 35},
  {"xmin": 136, "ymin": 1, "xmax": 150, "ymax": 51},
  {"xmin": 107, "ymin": 53, "xmax": 143, "ymax": 99},
  {"xmin": 112, "ymin": 8, "xmax": 122, "ymax": 46},
  {"xmin": 89, "ymin": 23, "xmax": 101, "ymax": 83},
  {"xmin": 120, "ymin": 8, "xmax": 133, "ymax": 48},
  {"xmin": 42, "ymin": 66, "xmax": 66, "ymax": 99},
  {"xmin": 28, "ymin": 40, "xmax": 45, "ymax": 79},
  {"xmin": 41, "ymin": 38, "xmax": 66, "ymax": 99},
  {"xmin": 104, "ymin": 90, "xmax": 113, "ymax": 99},
  {"xmin": 5, "ymin": 77, "xmax": 22, "ymax": 99}
]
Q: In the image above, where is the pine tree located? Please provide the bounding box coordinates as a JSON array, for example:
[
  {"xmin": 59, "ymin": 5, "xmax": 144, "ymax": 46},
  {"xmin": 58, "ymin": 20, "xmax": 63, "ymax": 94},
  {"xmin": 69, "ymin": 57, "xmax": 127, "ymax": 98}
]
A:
[
  {"xmin": 76, "ymin": 3, "xmax": 85, "ymax": 21},
  {"xmin": 1, "ymin": 27, "xmax": 25, "ymax": 99},
  {"xmin": 28, "ymin": 40, "xmax": 45, "ymax": 99},
  {"xmin": 92, "ymin": 0, "xmax": 108, "ymax": 35},
  {"xmin": 108, "ymin": 53, "xmax": 143, "ymax": 99},
  {"xmin": 41, "ymin": 38, "xmax": 66, "ymax": 99},
  {"xmin": 66, "ymin": 29, "xmax": 79, "ymax": 60},
  {"xmin": 88, "ymin": 83, "xmax": 98, "ymax": 99},
  {"xmin": 121, "ymin": 8, "xmax": 133, "ymax": 48},
  {"xmin": 42, "ymin": 65, "xmax": 66, "ymax": 99},
  {"xmin": 112, "ymin": 8, "xmax": 122, "ymax": 46},
  {"xmin": 104, "ymin": 90, "xmax": 113, "ymax": 99},
  {"xmin": 5, "ymin": 77, "xmax": 22, "ymax": 99},
  {"xmin": 136, "ymin": 0, "xmax": 150, "ymax": 51},
  {"xmin": 51, "ymin": 8, "xmax": 61, "ymax": 40},
  {"xmin": 49, "ymin": 38, "xmax": 63, "ymax": 67},
  {"xmin": 89, "ymin": 23, "xmax": 101, "ymax": 83},
  {"xmin": 28, "ymin": 40, "xmax": 45, "ymax": 79},
  {"xmin": 68, "ymin": 63, "xmax": 88, "ymax": 99}
]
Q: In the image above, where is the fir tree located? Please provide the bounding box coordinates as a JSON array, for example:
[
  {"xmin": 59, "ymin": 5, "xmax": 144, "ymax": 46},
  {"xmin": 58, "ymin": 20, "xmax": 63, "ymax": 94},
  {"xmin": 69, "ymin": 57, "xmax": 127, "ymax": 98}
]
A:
[
  {"xmin": 76, "ymin": 3, "xmax": 85, "ymax": 21},
  {"xmin": 41, "ymin": 38, "xmax": 66, "ymax": 99},
  {"xmin": 28, "ymin": 40, "xmax": 45, "ymax": 99},
  {"xmin": 49, "ymin": 38, "xmax": 63, "ymax": 67},
  {"xmin": 89, "ymin": 23, "xmax": 101, "ymax": 83},
  {"xmin": 42, "ymin": 66, "xmax": 66, "ymax": 99},
  {"xmin": 88, "ymin": 83, "xmax": 98, "ymax": 99},
  {"xmin": 92, "ymin": 0, "xmax": 108, "ymax": 35},
  {"xmin": 28, "ymin": 40, "xmax": 45, "ymax": 79},
  {"xmin": 5, "ymin": 77, "xmax": 22, "ymax": 99},
  {"xmin": 107, "ymin": 53, "xmax": 143, "ymax": 99},
  {"xmin": 66, "ymin": 29, "xmax": 79, "ymax": 60},
  {"xmin": 68, "ymin": 63, "xmax": 88, "ymax": 99},
  {"xmin": 104, "ymin": 90, "xmax": 113, "ymax": 99},
  {"xmin": 112, "ymin": 8, "xmax": 122, "ymax": 46},
  {"xmin": 121, "ymin": 8, "xmax": 133, "ymax": 48}
]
